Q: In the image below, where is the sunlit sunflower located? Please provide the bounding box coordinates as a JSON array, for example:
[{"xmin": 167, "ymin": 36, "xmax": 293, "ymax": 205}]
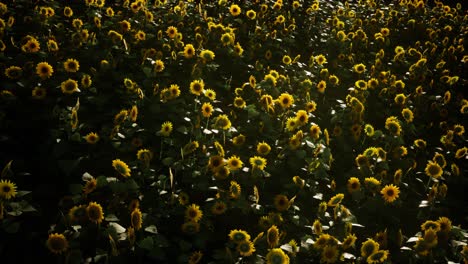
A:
[
  {"xmin": 266, "ymin": 248, "xmax": 290, "ymax": 264},
  {"xmin": 353, "ymin": 63, "xmax": 366, "ymax": 74},
  {"xmin": 226, "ymin": 156, "xmax": 243, "ymax": 171},
  {"xmin": 229, "ymin": 4, "xmax": 241, "ymax": 16},
  {"xmin": 47, "ymin": 233, "xmax": 68, "ymax": 254},
  {"xmin": 183, "ymin": 44, "xmax": 195, "ymax": 58},
  {"xmin": 36, "ymin": 62, "xmax": 54, "ymax": 79},
  {"xmin": 131, "ymin": 208, "xmax": 143, "ymax": 230},
  {"xmin": 361, "ymin": 239, "xmax": 379, "ymax": 257},
  {"xmin": 199, "ymin": 49, "xmax": 215, "ymax": 62},
  {"xmin": 315, "ymin": 54, "xmax": 327, "ymax": 65},
  {"xmin": 204, "ymin": 89, "xmax": 216, "ymax": 101},
  {"xmin": 327, "ymin": 193, "xmax": 344, "ymax": 207},
  {"xmin": 211, "ymin": 201, "xmax": 227, "ymax": 215},
  {"xmin": 229, "ymin": 181, "xmax": 241, "ymax": 199},
  {"xmin": 87, "ymin": 201, "xmax": 104, "ymax": 224},
  {"xmin": 22, "ymin": 37, "xmax": 40, "ymax": 53},
  {"xmin": 278, "ymin": 93, "xmax": 294, "ymax": 109},
  {"xmin": 237, "ymin": 240, "xmax": 255, "ymax": 257},
  {"xmin": 347, "ymin": 177, "xmax": 361, "ymax": 193},
  {"xmin": 64, "ymin": 58, "xmax": 80, "ymax": 73},
  {"xmin": 380, "ymin": 184, "xmax": 400, "ymax": 203},
  {"xmin": 385, "ymin": 116, "xmax": 401, "ymax": 136},
  {"xmin": 317, "ymin": 80, "xmax": 327, "ymax": 93},
  {"xmin": 256, "ymin": 142, "xmax": 271, "ymax": 156},
  {"xmin": 200, "ymin": 102, "xmax": 213, "ymax": 118},
  {"xmin": 367, "ymin": 249, "xmax": 389, "ymax": 264},
  {"xmin": 425, "ymin": 160, "xmax": 443, "ymax": 178},
  {"xmin": 154, "ymin": 60, "xmax": 165, "ymax": 72},
  {"xmin": 160, "ymin": 121, "xmax": 173, "ymax": 136},
  {"xmin": 0, "ymin": 179, "xmax": 17, "ymax": 200},
  {"xmin": 189, "ymin": 79, "xmax": 204, "ymax": 96},
  {"xmin": 112, "ymin": 159, "xmax": 131, "ymax": 177},
  {"xmin": 84, "ymin": 132, "xmax": 99, "ymax": 144},
  {"xmin": 215, "ymin": 114, "xmax": 231, "ymax": 130},
  {"xmin": 229, "ymin": 229, "xmax": 250, "ymax": 244},
  {"xmin": 166, "ymin": 26, "xmax": 178, "ymax": 39},
  {"xmin": 61, "ymin": 79, "xmax": 79, "ymax": 94},
  {"xmin": 266, "ymin": 225, "xmax": 280, "ymax": 248},
  {"xmin": 188, "ymin": 251, "xmax": 203, "ymax": 264},
  {"xmin": 273, "ymin": 195, "xmax": 290, "ymax": 212},
  {"xmin": 401, "ymin": 108, "xmax": 414, "ymax": 123},
  {"xmin": 250, "ymin": 156, "xmax": 267, "ymax": 171},
  {"xmin": 233, "ymin": 97, "xmax": 246, "ymax": 108},
  {"xmin": 306, "ymin": 101, "xmax": 317, "ymax": 113}
]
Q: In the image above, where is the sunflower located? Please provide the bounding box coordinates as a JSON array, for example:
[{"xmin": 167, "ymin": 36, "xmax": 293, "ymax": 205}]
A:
[
  {"xmin": 342, "ymin": 233, "xmax": 357, "ymax": 250},
  {"xmin": 321, "ymin": 245, "xmax": 339, "ymax": 263},
  {"xmin": 180, "ymin": 44, "xmax": 196, "ymax": 59},
  {"xmin": 437, "ymin": 217, "xmax": 452, "ymax": 233},
  {"xmin": 361, "ymin": 239, "xmax": 379, "ymax": 258},
  {"xmin": 114, "ymin": 110, "xmax": 128, "ymax": 125},
  {"xmin": 421, "ymin": 220, "xmax": 440, "ymax": 232},
  {"xmin": 423, "ymin": 228, "xmax": 438, "ymax": 248},
  {"xmin": 309, "ymin": 124, "xmax": 321, "ymax": 140},
  {"xmin": 347, "ymin": 177, "xmax": 361, "ymax": 193},
  {"xmin": 200, "ymin": 49, "xmax": 215, "ymax": 62},
  {"xmin": 21, "ymin": 37, "xmax": 40, "ymax": 53},
  {"xmin": 385, "ymin": 116, "xmax": 401, "ymax": 136},
  {"xmin": 305, "ymin": 101, "xmax": 317, "ymax": 113},
  {"xmin": 61, "ymin": 79, "xmax": 79, "ymax": 94},
  {"xmin": 64, "ymin": 58, "xmax": 80, "ymax": 73},
  {"xmin": 229, "ymin": 181, "xmax": 241, "ymax": 199},
  {"xmin": 355, "ymin": 80, "xmax": 367, "ymax": 90},
  {"xmin": 68, "ymin": 205, "xmax": 86, "ymax": 223},
  {"xmin": 160, "ymin": 121, "xmax": 173, "ymax": 136},
  {"xmin": 353, "ymin": 63, "xmax": 366, "ymax": 74},
  {"xmin": 237, "ymin": 240, "xmax": 255, "ymax": 257},
  {"xmin": 87, "ymin": 201, "xmax": 104, "ymax": 224},
  {"xmin": 250, "ymin": 156, "xmax": 267, "ymax": 171},
  {"xmin": 211, "ymin": 201, "xmax": 227, "ymax": 215},
  {"xmin": 425, "ymin": 160, "xmax": 443, "ymax": 178},
  {"xmin": 367, "ymin": 250, "xmax": 389, "ymax": 264},
  {"xmin": 35, "ymin": 62, "xmax": 54, "ymax": 79},
  {"xmin": 355, "ymin": 154, "xmax": 370, "ymax": 168},
  {"xmin": 246, "ymin": 9, "xmax": 256, "ymax": 19},
  {"xmin": 4, "ymin": 66, "xmax": 22, "ymax": 79},
  {"xmin": 313, "ymin": 219, "xmax": 322, "ymax": 235},
  {"xmin": 83, "ymin": 178, "xmax": 97, "ymax": 194},
  {"xmin": 327, "ymin": 193, "xmax": 344, "ymax": 207},
  {"xmin": 189, "ymin": 79, "xmax": 204, "ymax": 96},
  {"xmin": 188, "ymin": 251, "xmax": 203, "ymax": 264},
  {"xmin": 166, "ymin": 26, "xmax": 178, "ymax": 39},
  {"xmin": 47, "ymin": 233, "xmax": 68, "ymax": 254},
  {"xmin": 226, "ymin": 156, "xmax": 243, "ymax": 171},
  {"xmin": 256, "ymin": 141, "xmax": 271, "ymax": 156},
  {"xmin": 80, "ymin": 74, "xmax": 92, "ymax": 88},
  {"xmin": 266, "ymin": 225, "xmax": 280, "ymax": 248},
  {"xmin": 112, "ymin": 159, "xmax": 131, "ymax": 177},
  {"xmin": 233, "ymin": 97, "xmax": 246, "ymax": 109},
  {"xmin": 232, "ymin": 134, "xmax": 246, "ymax": 146},
  {"xmin": 229, "ymin": 229, "xmax": 250, "ymax": 244},
  {"xmin": 215, "ymin": 114, "xmax": 231, "ymax": 130},
  {"xmin": 266, "ymin": 248, "xmax": 290, "ymax": 264},
  {"xmin": 315, "ymin": 54, "xmax": 327, "ymax": 65},
  {"xmin": 129, "ymin": 208, "xmax": 143, "ymax": 230},
  {"xmin": 317, "ymin": 80, "xmax": 327, "ymax": 93},
  {"xmin": 229, "ymin": 4, "xmax": 241, "ymax": 16},
  {"xmin": 204, "ymin": 89, "xmax": 216, "ymax": 101},
  {"xmin": 380, "ymin": 184, "xmax": 400, "ymax": 203},
  {"xmin": 273, "ymin": 195, "xmax": 290, "ymax": 212},
  {"xmin": 0, "ymin": 179, "xmax": 17, "ymax": 200},
  {"xmin": 181, "ymin": 221, "xmax": 200, "ymax": 235},
  {"xmin": 154, "ymin": 60, "xmax": 164, "ymax": 72},
  {"xmin": 455, "ymin": 147, "xmax": 467, "ymax": 159},
  {"xmin": 84, "ymin": 132, "xmax": 99, "ymax": 144},
  {"xmin": 278, "ymin": 93, "xmax": 294, "ymax": 109}
]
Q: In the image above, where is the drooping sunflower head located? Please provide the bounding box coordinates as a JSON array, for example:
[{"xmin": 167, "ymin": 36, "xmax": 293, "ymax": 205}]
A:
[
  {"xmin": 229, "ymin": 181, "xmax": 241, "ymax": 199},
  {"xmin": 327, "ymin": 193, "xmax": 344, "ymax": 207}
]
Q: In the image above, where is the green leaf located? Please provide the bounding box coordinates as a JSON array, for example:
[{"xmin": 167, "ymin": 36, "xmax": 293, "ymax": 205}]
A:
[{"xmin": 139, "ymin": 236, "xmax": 154, "ymax": 251}]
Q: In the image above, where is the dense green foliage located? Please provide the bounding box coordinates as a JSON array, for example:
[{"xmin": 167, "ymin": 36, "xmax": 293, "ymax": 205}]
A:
[{"xmin": 0, "ymin": 0, "xmax": 467, "ymax": 263}]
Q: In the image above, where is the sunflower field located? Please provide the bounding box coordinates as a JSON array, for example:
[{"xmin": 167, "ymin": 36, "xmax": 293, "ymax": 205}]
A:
[{"xmin": 0, "ymin": 0, "xmax": 467, "ymax": 263}]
